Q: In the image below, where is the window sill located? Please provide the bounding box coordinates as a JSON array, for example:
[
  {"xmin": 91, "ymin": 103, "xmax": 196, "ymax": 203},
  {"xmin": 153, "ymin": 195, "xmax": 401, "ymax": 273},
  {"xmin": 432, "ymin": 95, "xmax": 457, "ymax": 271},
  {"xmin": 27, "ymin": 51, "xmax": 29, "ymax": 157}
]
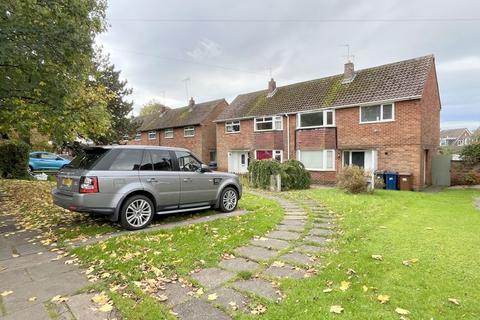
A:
[
  {"xmin": 164, "ymin": 136, "xmax": 173, "ymax": 139},
  {"xmin": 305, "ymin": 168, "xmax": 336, "ymax": 172},
  {"xmin": 359, "ymin": 119, "xmax": 395, "ymax": 124},
  {"xmin": 225, "ymin": 131, "xmax": 241, "ymax": 134},
  {"xmin": 184, "ymin": 135, "xmax": 195, "ymax": 138},
  {"xmin": 297, "ymin": 126, "xmax": 336, "ymax": 130},
  {"xmin": 254, "ymin": 129, "xmax": 283, "ymax": 132}
]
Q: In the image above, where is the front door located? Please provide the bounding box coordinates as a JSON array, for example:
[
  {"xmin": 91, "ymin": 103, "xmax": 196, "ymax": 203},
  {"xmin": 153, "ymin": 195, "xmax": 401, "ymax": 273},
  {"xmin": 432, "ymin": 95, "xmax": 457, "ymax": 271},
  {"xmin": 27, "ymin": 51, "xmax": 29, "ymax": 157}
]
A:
[
  {"xmin": 138, "ymin": 149, "xmax": 180, "ymax": 210},
  {"xmin": 351, "ymin": 152, "xmax": 365, "ymax": 168},
  {"xmin": 228, "ymin": 151, "xmax": 249, "ymax": 174},
  {"xmin": 175, "ymin": 151, "xmax": 218, "ymax": 207}
]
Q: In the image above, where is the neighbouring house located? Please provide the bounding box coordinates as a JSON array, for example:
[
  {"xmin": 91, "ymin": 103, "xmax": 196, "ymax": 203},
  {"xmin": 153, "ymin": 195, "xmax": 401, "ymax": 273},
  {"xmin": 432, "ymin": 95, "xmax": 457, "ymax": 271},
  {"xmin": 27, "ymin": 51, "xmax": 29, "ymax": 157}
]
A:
[
  {"xmin": 215, "ymin": 55, "xmax": 441, "ymax": 190},
  {"xmin": 128, "ymin": 98, "xmax": 228, "ymax": 163},
  {"xmin": 440, "ymin": 128, "xmax": 472, "ymax": 147}
]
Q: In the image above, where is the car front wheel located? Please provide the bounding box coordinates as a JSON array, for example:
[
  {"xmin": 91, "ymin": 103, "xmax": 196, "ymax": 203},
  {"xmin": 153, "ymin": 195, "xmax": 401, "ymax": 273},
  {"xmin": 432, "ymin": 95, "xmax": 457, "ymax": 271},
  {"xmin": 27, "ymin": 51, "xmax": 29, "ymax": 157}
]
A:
[
  {"xmin": 219, "ymin": 187, "xmax": 238, "ymax": 212},
  {"xmin": 120, "ymin": 195, "xmax": 154, "ymax": 230}
]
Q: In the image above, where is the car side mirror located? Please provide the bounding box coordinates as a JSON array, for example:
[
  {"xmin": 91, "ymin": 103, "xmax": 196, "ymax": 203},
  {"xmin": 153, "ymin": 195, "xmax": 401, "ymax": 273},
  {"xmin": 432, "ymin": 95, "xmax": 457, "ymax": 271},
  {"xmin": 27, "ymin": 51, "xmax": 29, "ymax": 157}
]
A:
[{"xmin": 199, "ymin": 163, "xmax": 211, "ymax": 173}]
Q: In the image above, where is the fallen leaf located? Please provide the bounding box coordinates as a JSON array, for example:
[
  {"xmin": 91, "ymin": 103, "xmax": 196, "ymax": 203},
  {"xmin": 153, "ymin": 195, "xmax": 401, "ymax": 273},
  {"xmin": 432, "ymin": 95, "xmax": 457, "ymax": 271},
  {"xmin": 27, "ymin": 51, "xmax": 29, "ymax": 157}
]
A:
[
  {"xmin": 91, "ymin": 293, "xmax": 109, "ymax": 305},
  {"xmin": 28, "ymin": 297, "xmax": 37, "ymax": 302},
  {"xmin": 98, "ymin": 303, "xmax": 113, "ymax": 312},
  {"xmin": 448, "ymin": 298, "xmax": 460, "ymax": 305},
  {"xmin": 362, "ymin": 285, "xmax": 369, "ymax": 293},
  {"xmin": 330, "ymin": 305, "xmax": 344, "ymax": 314},
  {"xmin": 195, "ymin": 288, "xmax": 204, "ymax": 296},
  {"xmin": 228, "ymin": 301, "xmax": 238, "ymax": 310},
  {"xmin": 377, "ymin": 294, "xmax": 390, "ymax": 304},
  {"xmin": 51, "ymin": 295, "xmax": 68, "ymax": 303},
  {"xmin": 250, "ymin": 304, "xmax": 267, "ymax": 315},
  {"xmin": 323, "ymin": 288, "xmax": 333, "ymax": 293},
  {"xmin": 11, "ymin": 254, "xmax": 19, "ymax": 258},
  {"xmin": 402, "ymin": 258, "xmax": 419, "ymax": 267},
  {"xmin": 371, "ymin": 255, "xmax": 383, "ymax": 261},
  {"xmin": 339, "ymin": 281, "xmax": 350, "ymax": 291},
  {"xmin": 207, "ymin": 293, "xmax": 218, "ymax": 301},
  {"xmin": 1, "ymin": 291, "xmax": 13, "ymax": 297},
  {"xmin": 395, "ymin": 307, "xmax": 410, "ymax": 315},
  {"xmin": 272, "ymin": 261, "xmax": 285, "ymax": 268},
  {"xmin": 157, "ymin": 294, "xmax": 168, "ymax": 302}
]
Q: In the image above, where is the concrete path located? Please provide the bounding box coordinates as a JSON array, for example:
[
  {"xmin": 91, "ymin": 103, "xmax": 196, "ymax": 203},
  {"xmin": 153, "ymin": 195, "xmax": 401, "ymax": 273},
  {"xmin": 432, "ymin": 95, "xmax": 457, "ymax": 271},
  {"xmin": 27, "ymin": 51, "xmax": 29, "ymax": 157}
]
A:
[
  {"xmin": 153, "ymin": 191, "xmax": 339, "ymax": 319},
  {"xmin": 0, "ymin": 196, "xmax": 118, "ymax": 319}
]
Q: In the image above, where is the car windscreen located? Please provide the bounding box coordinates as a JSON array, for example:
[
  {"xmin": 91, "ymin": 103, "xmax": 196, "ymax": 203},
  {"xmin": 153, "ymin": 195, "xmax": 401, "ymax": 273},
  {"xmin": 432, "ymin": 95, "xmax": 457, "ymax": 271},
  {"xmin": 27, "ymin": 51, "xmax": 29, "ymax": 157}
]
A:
[{"xmin": 67, "ymin": 148, "xmax": 109, "ymax": 170}]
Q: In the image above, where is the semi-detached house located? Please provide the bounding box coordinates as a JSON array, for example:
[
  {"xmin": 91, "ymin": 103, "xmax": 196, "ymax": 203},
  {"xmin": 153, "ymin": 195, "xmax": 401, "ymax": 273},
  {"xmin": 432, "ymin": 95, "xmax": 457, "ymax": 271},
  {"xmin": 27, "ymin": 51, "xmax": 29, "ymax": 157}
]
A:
[
  {"xmin": 128, "ymin": 98, "xmax": 228, "ymax": 164},
  {"xmin": 214, "ymin": 55, "xmax": 441, "ymax": 190}
]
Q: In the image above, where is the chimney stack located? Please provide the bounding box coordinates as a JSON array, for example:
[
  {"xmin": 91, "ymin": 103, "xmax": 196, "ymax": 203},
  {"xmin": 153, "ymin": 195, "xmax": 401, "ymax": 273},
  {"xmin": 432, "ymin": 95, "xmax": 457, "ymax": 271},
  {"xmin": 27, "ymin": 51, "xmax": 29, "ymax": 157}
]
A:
[
  {"xmin": 268, "ymin": 78, "xmax": 276, "ymax": 93},
  {"xmin": 188, "ymin": 97, "xmax": 195, "ymax": 109},
  {"xmin": 342, "ymin": 62, "xmax": 355, "ymax": 84}
]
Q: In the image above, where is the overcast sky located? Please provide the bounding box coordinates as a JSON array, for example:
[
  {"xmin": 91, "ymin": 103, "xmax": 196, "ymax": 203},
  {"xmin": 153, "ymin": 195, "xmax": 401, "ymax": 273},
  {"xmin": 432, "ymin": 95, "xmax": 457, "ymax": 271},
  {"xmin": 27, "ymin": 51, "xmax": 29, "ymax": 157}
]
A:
[{"xmin": 97, "ymin": 0, "xmax": 480, "ymax": 130}]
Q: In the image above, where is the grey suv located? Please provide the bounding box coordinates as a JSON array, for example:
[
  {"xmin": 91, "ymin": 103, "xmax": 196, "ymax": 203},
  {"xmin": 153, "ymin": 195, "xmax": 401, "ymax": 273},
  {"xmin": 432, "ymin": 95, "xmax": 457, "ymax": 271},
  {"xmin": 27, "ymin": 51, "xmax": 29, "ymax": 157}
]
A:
[{"xmin": 52, "ymin": 146, "xmax": 242, "ymax": 230}]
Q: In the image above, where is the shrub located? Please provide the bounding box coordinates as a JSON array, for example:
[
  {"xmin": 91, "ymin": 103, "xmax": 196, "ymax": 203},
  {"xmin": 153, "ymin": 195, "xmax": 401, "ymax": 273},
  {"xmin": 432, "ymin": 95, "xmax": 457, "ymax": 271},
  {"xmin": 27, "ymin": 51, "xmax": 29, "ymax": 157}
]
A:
[
  {"xmin": 0, "ymin": 141, "xmax": 31, "ymax": 179},
  {"xmin": 460, "ymin": 143, "xmax": 480, "ymax": 164},
  {"xmin": 374, "ymin": 176, "xmax": 385, "ymax": 189},
  {"xmin": 336, "ymin": 165, "xmax": 368, "ymax": 193},
  {"xmin": 280, "ymin": 160, "xmax": 311, "ymax": 190},
  {"xmin": 248, "ymin": 159, "xmax": 311, "ymax": 190},
  {"xmin": 248, "ymin": 159, "xmax": 281, "ymax": 189}
]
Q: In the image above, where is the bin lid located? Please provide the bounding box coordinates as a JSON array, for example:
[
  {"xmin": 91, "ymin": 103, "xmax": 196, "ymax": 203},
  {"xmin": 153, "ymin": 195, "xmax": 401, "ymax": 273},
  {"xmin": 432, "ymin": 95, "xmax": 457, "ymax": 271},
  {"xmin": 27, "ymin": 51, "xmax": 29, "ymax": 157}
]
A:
[{"xmin": 385, "ymin": 171, "xmax": 398, "ymax": 175}]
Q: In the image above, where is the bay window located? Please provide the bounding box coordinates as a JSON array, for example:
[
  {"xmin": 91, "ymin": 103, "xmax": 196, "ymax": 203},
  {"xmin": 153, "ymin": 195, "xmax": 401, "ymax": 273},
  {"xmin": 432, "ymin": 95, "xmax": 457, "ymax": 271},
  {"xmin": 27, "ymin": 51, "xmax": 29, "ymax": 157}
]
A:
[
  {"xmin": 298, "ymin": 110, "xmax": 335, "ymax": 128},
  {"xmin": 297, "ymin": 150, "xmax": 335, "ymax": 171},
  {"xmin": 254, "ymin": 116, "xmax": 283, "ymax": 131},
  {"xmin": 360, "ymin": 103, "xmax": 394, "ymax": 123}
]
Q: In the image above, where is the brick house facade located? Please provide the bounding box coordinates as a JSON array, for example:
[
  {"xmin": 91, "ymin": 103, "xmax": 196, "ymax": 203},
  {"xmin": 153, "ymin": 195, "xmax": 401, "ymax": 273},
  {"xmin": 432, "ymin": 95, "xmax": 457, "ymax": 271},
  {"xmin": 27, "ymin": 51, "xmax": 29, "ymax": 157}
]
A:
[
  {"xmin": 215, "ymin": 55, "xmax": 441, "ymax": 190},
  {"xmin": 128, "ymin": 98, "xmax": 228, "ymax": 163}
]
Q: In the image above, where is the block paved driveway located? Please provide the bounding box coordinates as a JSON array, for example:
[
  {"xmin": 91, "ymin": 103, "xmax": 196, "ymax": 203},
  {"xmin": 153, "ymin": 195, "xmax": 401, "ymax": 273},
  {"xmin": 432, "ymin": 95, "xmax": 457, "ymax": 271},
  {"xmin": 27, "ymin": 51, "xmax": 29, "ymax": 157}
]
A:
[{"xmin": 0, "ymin": 207, "xmax": 116, "ymax": 319}]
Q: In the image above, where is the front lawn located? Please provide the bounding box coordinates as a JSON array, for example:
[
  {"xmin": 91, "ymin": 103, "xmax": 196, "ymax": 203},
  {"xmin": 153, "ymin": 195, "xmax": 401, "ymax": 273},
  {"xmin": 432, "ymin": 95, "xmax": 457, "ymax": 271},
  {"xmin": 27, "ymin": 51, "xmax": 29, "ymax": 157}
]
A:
[{"xmin": 251, "ymin": 188, "xmax": 480, "ymax": 320}]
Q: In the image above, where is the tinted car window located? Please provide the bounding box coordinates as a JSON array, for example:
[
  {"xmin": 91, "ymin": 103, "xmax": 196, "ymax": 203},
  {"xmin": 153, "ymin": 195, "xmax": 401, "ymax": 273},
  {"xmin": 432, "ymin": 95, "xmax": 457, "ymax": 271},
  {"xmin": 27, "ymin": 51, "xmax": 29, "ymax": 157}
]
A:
[
  {"xmin": 140, "ymin": 151, "xmax": 153, "ymax": 171},
  {"xmin": 175, "ymin": 151, "xmax": 201, "ymax": 172},
  {"xmin": 40, "ymin": 153, "xmax": 57, "ymax": 159},
  {"xmin": 151, "ymin": 150, "xmax": 173, "ymax": 171},
  {"xmin": 68, "ymin": 148, "xmax": 109, "ymax": 169},
  {"xmin": 109, "ymin": 149, "xmax": 143, "ymax": 171}
]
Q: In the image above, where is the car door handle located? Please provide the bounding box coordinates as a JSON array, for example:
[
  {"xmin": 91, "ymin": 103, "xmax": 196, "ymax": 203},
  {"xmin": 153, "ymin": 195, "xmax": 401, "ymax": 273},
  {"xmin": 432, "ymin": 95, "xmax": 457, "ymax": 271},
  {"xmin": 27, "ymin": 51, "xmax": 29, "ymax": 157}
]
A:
[
  {"xmin": 183, "ymin": 178, "xmax": 192, "ymax": 183},
  {"xmin": 146, "ymin": 178, "xmax": 158, "ymax": 183}
]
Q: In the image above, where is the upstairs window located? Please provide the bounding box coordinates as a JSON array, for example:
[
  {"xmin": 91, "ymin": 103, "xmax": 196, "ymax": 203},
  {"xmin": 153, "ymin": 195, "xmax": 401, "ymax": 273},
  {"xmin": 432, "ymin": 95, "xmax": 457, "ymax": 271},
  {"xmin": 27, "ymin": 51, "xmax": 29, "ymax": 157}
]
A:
[
  {"xmin": 164, "ymin": 128, "xmax": 173, "ymax": 138},
  {"xmin": 134, "ymin": 132, "xmax": 141, "ymax": 141},
  {"xmin": 148, "ymin": 131, "xmax": 156, "ymax": 140},
  {"xmin": 184, "ymin": 126, "xmax": 195, "ymax": 137},
  {"xmin": 225, "ymin": 121, "xmax": 240, "ymax": 133},
  {"xmin": 360, "ymin": 103, "xmax": 394, "ymax": 123},
  {"xmin": 254, "ymin": 116, "xmax": 282, "ymax": 131},
  {"xmin": 298, "ymin": 110, "xmax": 334, "ymax": 128}
]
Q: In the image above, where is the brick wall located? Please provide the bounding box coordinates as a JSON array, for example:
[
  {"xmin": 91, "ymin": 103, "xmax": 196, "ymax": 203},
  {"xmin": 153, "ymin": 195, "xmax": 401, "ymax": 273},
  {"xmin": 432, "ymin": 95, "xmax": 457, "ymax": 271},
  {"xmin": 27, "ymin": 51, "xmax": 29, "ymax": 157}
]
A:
[
  {"xmin": 296, "ymin": 127, "xmax": 337, "ymax": 150},
  {"xmin": 201, "ymin": 100, "xmax": 228, "ymax": 162},
  {"xmin": 451, "ymin": 160, "xmax": 480, "ymax": 185},
  {"xmin": 216, "ymin": 119, "xmax": 254, "ymax": 171}
]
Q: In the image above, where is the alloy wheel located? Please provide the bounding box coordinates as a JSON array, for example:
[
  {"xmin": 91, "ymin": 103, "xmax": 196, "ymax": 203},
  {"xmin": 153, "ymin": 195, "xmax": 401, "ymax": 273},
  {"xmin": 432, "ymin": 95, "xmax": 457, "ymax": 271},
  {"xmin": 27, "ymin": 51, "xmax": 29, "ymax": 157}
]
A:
[
  {"xmin": 222, "ymin": 189, "xmax": 237, "ymax": 211},
  {"xmin": 125, "ymin": 199, "xmax": 152, "ymax": 227}
]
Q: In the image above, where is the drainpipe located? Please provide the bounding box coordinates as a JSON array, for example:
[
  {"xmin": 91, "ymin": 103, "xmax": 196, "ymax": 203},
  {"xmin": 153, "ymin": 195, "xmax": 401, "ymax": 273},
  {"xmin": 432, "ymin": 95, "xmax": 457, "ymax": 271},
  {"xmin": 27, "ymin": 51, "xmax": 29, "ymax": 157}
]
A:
[{"xmin": 285, "ymin": 114, "xmax": 290, "ymax": 160}]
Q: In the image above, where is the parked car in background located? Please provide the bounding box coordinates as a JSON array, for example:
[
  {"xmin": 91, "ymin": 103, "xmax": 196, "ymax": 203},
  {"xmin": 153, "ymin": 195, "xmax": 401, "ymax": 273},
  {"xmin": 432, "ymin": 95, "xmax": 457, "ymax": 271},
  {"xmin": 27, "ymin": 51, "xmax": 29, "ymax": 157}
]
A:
[
  {"xmin": 52, "ymin": 146, "xmax": 242, "ymax": 230},
  {"xmin": 29, "ymin": 152, "xmax": 71, "ymax": 173}
]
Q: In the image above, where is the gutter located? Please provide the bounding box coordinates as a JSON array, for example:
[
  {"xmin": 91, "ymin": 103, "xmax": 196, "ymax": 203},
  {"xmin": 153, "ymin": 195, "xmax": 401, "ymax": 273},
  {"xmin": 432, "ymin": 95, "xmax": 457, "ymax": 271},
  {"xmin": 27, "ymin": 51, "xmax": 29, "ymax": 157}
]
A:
[{"xmin": 213, "ymin": 95, "xmax": 422, "ymax": 123}]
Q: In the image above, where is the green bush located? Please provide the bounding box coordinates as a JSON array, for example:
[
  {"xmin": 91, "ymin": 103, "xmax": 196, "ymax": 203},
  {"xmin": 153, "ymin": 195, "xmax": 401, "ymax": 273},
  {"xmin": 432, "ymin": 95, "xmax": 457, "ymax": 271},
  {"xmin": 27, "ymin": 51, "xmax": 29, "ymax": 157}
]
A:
[
  {"xmin": 280, "ymin": 160, "xmax": 311, "ymax": 190},
  {"xmin": 0, "ymin": 141, "xmax": 31, "ymax": 179},
  {"xmin": 460, "ymin": 143, "xmax": 480, "ymax": 164},
  {"xmin": 336, "ymin": 165, "xmax": 368, "ymax": 194},
  {"xmin": 248, "ymin": 159, "xmax": 311, "ymax": 190}
]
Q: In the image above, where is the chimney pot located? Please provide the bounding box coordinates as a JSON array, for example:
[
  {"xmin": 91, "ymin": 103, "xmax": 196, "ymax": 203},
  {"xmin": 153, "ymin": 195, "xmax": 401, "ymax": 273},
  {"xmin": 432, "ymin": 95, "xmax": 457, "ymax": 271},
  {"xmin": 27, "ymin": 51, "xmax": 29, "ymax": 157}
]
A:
[
  {"xmin": 268, "ymin": 78, "xmax": 276, "ymax": 93},
  {"xmin": 188, "ymin": 97, "xmax": 195, "ymax": 108},
  {"xmin": 342, "ymin": 62, "xmax": 355, "ymax": 83}
]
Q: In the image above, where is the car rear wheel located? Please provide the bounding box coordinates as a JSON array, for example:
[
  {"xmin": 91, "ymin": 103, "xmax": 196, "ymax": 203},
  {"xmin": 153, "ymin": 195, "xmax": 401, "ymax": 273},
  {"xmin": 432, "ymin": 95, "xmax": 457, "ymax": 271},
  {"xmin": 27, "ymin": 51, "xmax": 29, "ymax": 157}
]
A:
[
  {"xmin": 120, "ymin": 195, "xmax": 154, "ymax": 230},
  {"xmin": 219, "ymin": 187, "xmax": 238, "ymax": 212}
]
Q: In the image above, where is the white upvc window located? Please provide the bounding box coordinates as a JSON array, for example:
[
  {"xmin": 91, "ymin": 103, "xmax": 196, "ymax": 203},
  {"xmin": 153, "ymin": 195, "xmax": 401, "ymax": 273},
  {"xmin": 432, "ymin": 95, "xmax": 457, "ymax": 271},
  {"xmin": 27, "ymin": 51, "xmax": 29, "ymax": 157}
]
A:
[
  {"xmin": 225, "ymin": 121, "xmax": 240, "ymax": 133},
  {"xmin": 164, "ymin": 128, "xmax": 173, "ymax": 138},
  {"xmin": 184, "ymin": 126, "xmax": 195, "ymax": 137},
  {"xmin": 254, "ymin": 116, "xmax": 283, "ymax": 131},
  {"xmin": 360, "ymin": 103, "xmax": 395, "ymax": 123},
  {"xmin": 254, "ymin": 149, "xmax": 283, "ymax": 162},
  {"xmin": 297, "ymin": 150, "xmax": 335, "ymax": 171},
  {"xmin": 134, "ymin": 132, "xmax": 141, "ymax": 141},
  {"xmin": 148, "ymin": 131, "xmax": 157, "ymax": 140},
  {"xmin": 297, "ymin": 110, "xmax": 335, "ymax": 128}
]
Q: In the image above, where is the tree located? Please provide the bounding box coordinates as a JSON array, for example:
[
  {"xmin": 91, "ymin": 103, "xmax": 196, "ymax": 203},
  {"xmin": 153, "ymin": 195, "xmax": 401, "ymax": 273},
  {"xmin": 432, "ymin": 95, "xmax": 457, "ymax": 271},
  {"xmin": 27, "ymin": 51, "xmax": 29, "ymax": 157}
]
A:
[
  {"xmin": 139, "ymin": 100, "xmax": 170, "ymax": 116},
  {"xmin": 472, "ymin": 127, "xmax": 480, "ymax": 143},
  {"xmin": 0, "ymin": 0, "xmax": 111, "ymax": 145},
  {"xmin": 89, "ymin": 50, "xmax": 136, "ymax": 144}
]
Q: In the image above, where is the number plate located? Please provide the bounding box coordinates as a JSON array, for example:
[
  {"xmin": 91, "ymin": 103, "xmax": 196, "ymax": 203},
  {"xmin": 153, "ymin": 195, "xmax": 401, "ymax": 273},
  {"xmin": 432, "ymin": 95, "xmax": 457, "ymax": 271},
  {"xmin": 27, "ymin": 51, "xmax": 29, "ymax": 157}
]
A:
[{"xmin": 62, "ymin": 178, "xmax": 73, "ymax": 187}]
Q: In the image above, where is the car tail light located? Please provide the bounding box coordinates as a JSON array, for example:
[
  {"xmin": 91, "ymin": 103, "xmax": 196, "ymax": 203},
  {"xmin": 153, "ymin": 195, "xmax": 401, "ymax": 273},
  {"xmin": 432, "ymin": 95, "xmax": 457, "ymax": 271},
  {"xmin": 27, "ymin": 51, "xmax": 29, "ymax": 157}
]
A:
[{"xmin": 79, "ymin": 176, "xmax": 99, "ymax": 193}]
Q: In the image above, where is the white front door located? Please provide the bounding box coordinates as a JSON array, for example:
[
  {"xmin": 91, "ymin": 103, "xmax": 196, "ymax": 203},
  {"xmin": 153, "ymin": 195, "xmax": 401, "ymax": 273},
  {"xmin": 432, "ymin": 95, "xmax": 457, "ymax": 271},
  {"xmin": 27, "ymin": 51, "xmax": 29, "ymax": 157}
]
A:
[{"xmin": 228, "ymin": 151, "xmax": 249, "ymax": 174}]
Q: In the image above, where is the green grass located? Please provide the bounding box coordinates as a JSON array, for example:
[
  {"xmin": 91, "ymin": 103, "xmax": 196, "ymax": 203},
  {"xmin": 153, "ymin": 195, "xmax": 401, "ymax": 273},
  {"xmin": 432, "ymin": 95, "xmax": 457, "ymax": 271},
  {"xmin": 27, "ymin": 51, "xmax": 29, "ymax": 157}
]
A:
[
  {"xmin": 72, "ymin": 192, "xmax": 283, "ymax": 319},
  {"xmin": 235, "ymin": 189, "xmax": 480, "ymax": 320}
]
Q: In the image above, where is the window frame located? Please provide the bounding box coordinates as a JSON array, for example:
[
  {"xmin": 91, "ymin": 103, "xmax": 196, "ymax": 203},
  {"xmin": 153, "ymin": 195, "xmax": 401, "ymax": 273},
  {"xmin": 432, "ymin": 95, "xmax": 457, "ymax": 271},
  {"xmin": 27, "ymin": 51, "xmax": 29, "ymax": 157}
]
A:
[
  {"xmin": 225, "ymin": 120, "xmax": 241, "ymax": 133},
  {"xmin": 184, "ymin": 126, "xmax": 195, "ymax": 137},
  {"xmin": 254, "ymin": 149, "xmax": 283, "ymax": 162},
  {"xmin": 164, "ymin": 128, "xmax": 174, "ymax": 139},
  {"xmin": 359, "ymin": 103, "xmax": 395, "ymax": 124},
  {"xmin": 297, "ymin": 149, "xmax": 335, "ymax": 171},
  {"xmin": 148, "ymin": 131, "xmax": 157, "ymax": 140},
  {"xmin": 134, "ymin": 132, "xmax": 141, "ymax": 141},
  {"xmin": 254, "ymin": 116, "xmax": 283, "ymax": 132},
  {"xmin": 297, "ymin": 110, "xmax": 335, "ymax": 129}
]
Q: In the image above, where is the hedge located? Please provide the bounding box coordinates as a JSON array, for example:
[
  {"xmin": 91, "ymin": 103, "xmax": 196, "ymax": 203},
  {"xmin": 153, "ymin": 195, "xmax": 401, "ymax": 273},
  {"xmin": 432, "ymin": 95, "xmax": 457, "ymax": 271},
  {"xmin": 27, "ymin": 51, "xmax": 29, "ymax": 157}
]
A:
[
  {"xmin": 0, "ymin": 141, "xmax": 31, "ymax": 179},
  {"xmin": 248, "ymin": 159, "xmax": 311, "ymax": 190}
]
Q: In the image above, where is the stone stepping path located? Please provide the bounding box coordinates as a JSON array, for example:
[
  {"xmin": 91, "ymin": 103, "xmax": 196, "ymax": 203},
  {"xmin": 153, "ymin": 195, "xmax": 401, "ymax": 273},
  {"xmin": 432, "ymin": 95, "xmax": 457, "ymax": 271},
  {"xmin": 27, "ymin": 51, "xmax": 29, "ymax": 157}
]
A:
[{"xmin": 155, "ymin": 192, "xmax": 339, "ymax": 319}]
